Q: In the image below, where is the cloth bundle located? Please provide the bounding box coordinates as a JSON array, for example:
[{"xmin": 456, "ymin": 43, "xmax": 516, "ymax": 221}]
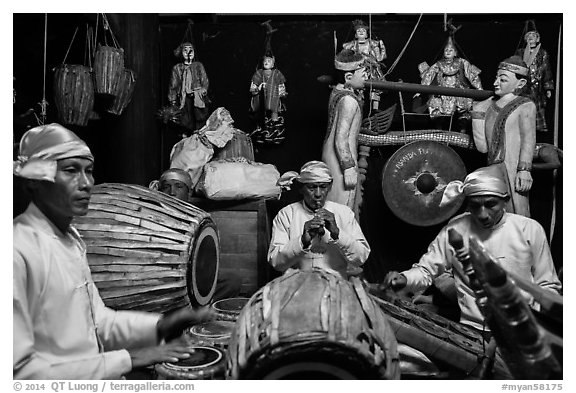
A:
[{"xmin": 196, "ymin": 158, "xmax": 281, "ymax": 200}]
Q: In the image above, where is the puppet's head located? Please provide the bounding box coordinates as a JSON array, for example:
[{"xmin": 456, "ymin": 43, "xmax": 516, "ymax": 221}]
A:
[
  {"xmin": 443, "ymin": 36, "xmax": 458, "ymax": 60},
  {"xmin": 352, "ymin": 19, "xmax": 370, "ymax": 42},
  {"xmin": 174, "ymin": 42, "xmax": 195, "ymax": 63},
  {"xmin": 524, "ymin": 20, "xmax": 540, "ymax": 48}
]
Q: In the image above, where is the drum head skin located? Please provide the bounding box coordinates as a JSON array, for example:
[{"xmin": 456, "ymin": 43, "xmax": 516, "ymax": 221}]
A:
[
  {"xmin": 155, "ymin": 346, "xmax": 227, "ymax": 380},
  {"xmin": 382, "ymin": 140, "xmax": 466, "ymax": 226}
]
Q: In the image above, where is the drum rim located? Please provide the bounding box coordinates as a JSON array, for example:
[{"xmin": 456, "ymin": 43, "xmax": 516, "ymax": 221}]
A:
[
  {"xmin": 160, "ymin": 346, "xmax": 224, "ymax": 371},
  {"xmin": 188, "ymin": 223, "xmax": 219, "ymax": 306},
  {"xmin": 211, "ymin": 297, "xmax": 250, "ymax": 313},
  {"xmin": 188, "ymin": 320, "xmax": 235, "ymax": 338}
]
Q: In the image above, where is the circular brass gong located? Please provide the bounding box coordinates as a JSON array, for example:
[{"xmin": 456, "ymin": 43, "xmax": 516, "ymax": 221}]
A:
[{"xmin": 381, "ymin": 140, "xmax": 467, "ymax": 226}]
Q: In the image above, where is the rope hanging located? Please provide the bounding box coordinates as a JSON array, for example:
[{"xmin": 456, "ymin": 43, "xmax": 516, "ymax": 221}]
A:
[
  {"xmin": 61, "ymin": 26, "xmax": 79, "ymax": 65},
  {"xmin": 384, "ymin": 13, "xmax": 423, "ymax": 77},
  {"xmin": 39, "ymin": 13, "xmax": 48, "ymax": 124},
  {"xmin": 98, "ymin": 13, "xmax": 121, "ymax": 49}
]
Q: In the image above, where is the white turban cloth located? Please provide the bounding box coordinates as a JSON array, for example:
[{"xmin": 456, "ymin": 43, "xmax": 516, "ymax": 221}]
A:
[
  {"xmin": 277, "ymin": 160, "xmax": 333, "ymax": 190},
  {"xmin": 13, "ymin": 123, "xmax": 93, "ymax": 182},
  {"xmin": 440, "ymin": 165, "xmax": 508, "ymax": 207}
]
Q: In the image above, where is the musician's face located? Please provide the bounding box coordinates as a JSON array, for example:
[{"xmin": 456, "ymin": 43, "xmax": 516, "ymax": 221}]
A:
[
  {"xmin": 33, "ymin": 157, "xmax": 95, "ymax": 221},
  {"xmin": 300, "ymin": 182, "xmax": 332, "ymax": 211},
  {"xmin": 467, "ymin": 195, "xmax": 506, "ymax": 229},
  {"xmin": 159, "ymin": 179, "xmax": 190, "ymax": 202}
]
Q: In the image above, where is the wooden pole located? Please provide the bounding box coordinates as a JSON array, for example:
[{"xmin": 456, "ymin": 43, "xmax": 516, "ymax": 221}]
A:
[
  {"xmin": 550, "ymin": 24, "xmax": 562, "ymax": 245},
  {"xmin": 103, "ymin": 14, "xmax": 161, "ymax": 186},
  {"xmin": 364, "ymin": 79, "xmax": 494, "ymax": 100}
]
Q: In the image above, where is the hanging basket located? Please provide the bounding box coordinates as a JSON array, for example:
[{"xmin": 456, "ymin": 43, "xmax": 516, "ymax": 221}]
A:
[
  {"xmin": 107, "ymin": 68, "xmax": 137, "ymax": 115},
  {"xmin": 53, "ymin": 64, "xmax": 95, "ymax": 127},
  {"xmin": 93, "ymin": 44, "xmax": 125, "ymax": 96}
]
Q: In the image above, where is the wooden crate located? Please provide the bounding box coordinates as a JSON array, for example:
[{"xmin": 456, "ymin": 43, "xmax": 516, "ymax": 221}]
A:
[{"xmin": 190, "ymin": 198, "xmax": 271, "ymax": 296}]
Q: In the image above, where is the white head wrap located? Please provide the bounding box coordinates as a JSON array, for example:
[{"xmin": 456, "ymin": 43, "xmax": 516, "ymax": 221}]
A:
[
  {"xmin": 277, "ymin": 161, "xmax": 333, "ymax": 190},
  {"xmin": 440, "ymin": 166, "xmax": 508, "ymax": 207},
  {"xmin": 13, "ymin": 123, "xmax": 93, "ymax": 182}
]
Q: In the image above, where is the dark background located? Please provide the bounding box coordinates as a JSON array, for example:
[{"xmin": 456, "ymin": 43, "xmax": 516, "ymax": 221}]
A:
[{"xmin": 13, "ymin": 13, "xmax": 563, "ymax": 282}]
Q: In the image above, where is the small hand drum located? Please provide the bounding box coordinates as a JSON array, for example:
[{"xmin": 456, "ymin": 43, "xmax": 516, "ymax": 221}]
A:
[
  {"xmin": 187, "ymin": 321, "xmax": 235, "ymax": 349},
  {"xmin": 155, "ymin": 346, "xmax": 227, "ymax": 380},
  {"xmin": 211, "ymin": 297, "xmax": 250, "ymax": 322}
]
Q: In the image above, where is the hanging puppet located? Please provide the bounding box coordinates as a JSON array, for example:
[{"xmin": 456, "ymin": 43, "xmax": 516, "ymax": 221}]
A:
[
  {"xmin": 342, "ymin": 19, "xmax": 387, "ymax": 110},
  {"xmin": 514, "ymin": 20, "xmax": 554, "ymax": 133},
  {"xmin": 417, "ymin": 32, "xmax": 483, "ymax": 133},
  {"xmin": 249, "ymin": 21, "xmax": 287, "ymax": 145},
  {"xmin": 167, "ymin": 40, "xmax": 210, "ymax": 135}
]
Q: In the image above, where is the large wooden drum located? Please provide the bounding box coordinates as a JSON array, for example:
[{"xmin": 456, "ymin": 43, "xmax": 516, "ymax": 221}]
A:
[
  {"xmin": 72, "ymin": 183, "xmax": 219, "ymax": 312},
  {"xmin": 53, "ymin": 64, "xmax": 95, "ymax": 127},
  {"xmin": 228, "ymin": 268, "xmax": 401, "ymax": 379},
  {"xmin": 93, "ymin": 45, "xmax": 124, "ymax": 95}
]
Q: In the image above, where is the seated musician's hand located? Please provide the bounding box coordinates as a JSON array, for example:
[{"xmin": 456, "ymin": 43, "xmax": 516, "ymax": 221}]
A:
[
  {"xmin": 302, "ymin": 216, "xmax": 325, "ymax": 248},
  {"xmin": 128, "ymin": 341, "xmax": 194, "ymax": 369},
  {"xmin": 157, "ymin": 306, "xmax": 214, "ymax": 342},
  {"xmin": 382, "ymin": 271, "xmax": 407, "ymax": 291},
  {"xmin": 315, "ymin": 208, "xmax": 339, "ymax": 240}
]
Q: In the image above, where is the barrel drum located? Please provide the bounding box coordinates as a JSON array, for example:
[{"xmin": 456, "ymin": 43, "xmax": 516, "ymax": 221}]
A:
[
  {"xmin": 72, "ymin": 183, "xmax": 219, "ymax": 312},
  {"xmin": 53, "ymin": 64, "xmax": 95, "ymax": 127},
  {"xmin": 227, "ymin": 268, "xmax": 400, "ymax": 379}
]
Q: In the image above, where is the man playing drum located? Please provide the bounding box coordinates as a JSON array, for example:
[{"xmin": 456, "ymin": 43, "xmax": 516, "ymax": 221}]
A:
[
  {"xmin": 382, "ymin": 165, "xmax": 561, "ymax": 336},
  {"xmin": 13, "ymin": 124, "xmax": 212, "ymax": 379},
  {"xmin": 268, "ymin": 160, "xmax": 370, "ymax": 279}
]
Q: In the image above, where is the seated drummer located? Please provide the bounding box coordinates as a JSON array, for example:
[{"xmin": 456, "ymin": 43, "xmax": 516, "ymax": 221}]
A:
[
  {"xmin": 13, "ymin": 124, "xmax": 212, "ymax": 379},
  {"xmin": 268, "ymin": 160, "xmax": 370, "ymax": 279},
  {"xmin": 382, "ymin": 165, "xmax": 562, "ymax": 336},
  {"xmin": 156, "ymin": 168, "xmax": 242, "ymax": 301}
]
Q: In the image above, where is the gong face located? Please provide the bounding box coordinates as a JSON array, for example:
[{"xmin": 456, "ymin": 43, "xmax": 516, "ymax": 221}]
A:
[{"xmin": 382, "ymin": 141, "xmax": 467, "ymax": 226}]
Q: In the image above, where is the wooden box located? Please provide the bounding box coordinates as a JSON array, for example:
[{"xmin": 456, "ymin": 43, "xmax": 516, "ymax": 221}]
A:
[{"xmin": 190, "ymin": 198, "xmax": 271, "ymax": 296}]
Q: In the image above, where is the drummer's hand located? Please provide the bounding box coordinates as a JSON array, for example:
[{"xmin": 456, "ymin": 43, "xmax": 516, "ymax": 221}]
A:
[
  {"xmin": 129, "ymin": 341, "xmax": 194, "ymax": 369},
  {"xmin": 157, "ymin": 306, "xmax": 214, "ymax": 342},
  {"xmin": 382, "ymin": 271, "xmax": 407, "ymax": 291}
]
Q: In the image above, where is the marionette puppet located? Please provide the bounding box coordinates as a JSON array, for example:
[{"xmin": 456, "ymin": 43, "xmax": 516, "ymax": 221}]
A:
[
  {"xmin": 514, "ymin": 20, "xmax": 555, "ymax": 133},
  {"xmin": 342, "ymin": 19, "xmax": 387, "ymax": 110},
  {"xmin": 416, "ymin": 33, "xmax": 483, "ymax": 133},
  {"xmin": 249, "ymin": 23, "xmax": 287, "ymax": 145},
  {"xmin": 167, "ymin": 41, "xmax": 210, "ymax": 135}
]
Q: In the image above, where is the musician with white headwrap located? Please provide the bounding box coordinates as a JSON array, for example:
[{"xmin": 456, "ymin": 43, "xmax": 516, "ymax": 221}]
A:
[
  {"xmin": 13, "ymin": 123, "xmax": 212, "ymax": 379},
  {"xmin": 268, "ymin": 161, "xmax": 370, "ymax": 279},
  {"xmin": 383, "ymin": 165, "xmax": 561, "ymax": 332}
]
